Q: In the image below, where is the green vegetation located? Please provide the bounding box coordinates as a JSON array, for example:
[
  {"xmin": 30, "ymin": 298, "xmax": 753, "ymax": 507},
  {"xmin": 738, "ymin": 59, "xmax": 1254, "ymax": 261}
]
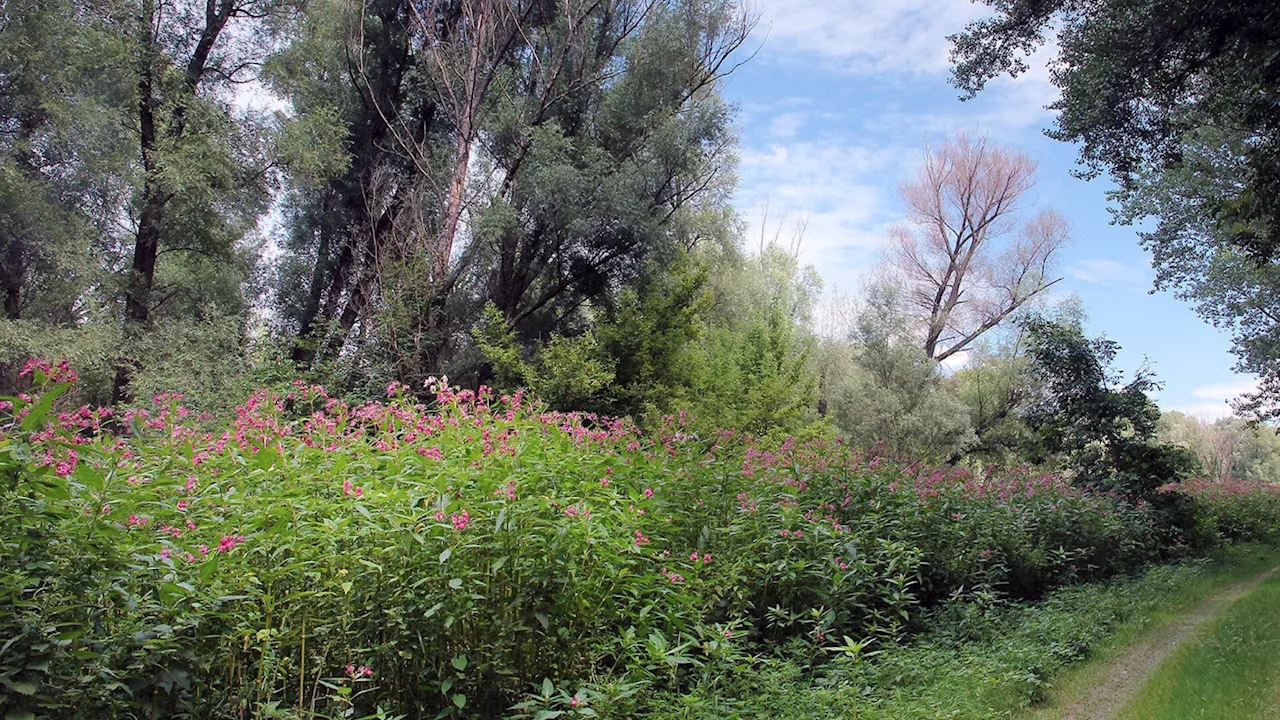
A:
[
  {"xmin": 4, "ymin": 0, "xmax": 1280, "ymax": 717},
  {"xmin": 951, "ymin": 0, "xmax": 1280, "ymax": 421},
  {"xmin": 647, "ymin": 546, "xmax": 1280, "ymax": 720},
  {"xmin": 1116, "ymin": 568, "xmax": 1280, "ymax": 720},
  {"xmin": 0, "ymin": 365, "xmax": 1230, "ymax": 719}
]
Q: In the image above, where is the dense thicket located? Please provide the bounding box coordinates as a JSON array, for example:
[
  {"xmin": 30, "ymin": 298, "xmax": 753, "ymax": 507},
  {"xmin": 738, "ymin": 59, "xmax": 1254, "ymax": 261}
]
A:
[{"xmin": 0, "ymin": 370, "xmax": 1174, "ymax": 718}]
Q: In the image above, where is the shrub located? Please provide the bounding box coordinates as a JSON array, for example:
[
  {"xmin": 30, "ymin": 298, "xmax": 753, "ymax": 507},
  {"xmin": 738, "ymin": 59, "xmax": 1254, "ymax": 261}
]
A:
[
  {"xmin": 1161, "ymin": 477, "xmax": 1280, "ymax": 544},
  {"xmin": 0, "ymin": 362, "xmax": 1174, "ymax": 719}
]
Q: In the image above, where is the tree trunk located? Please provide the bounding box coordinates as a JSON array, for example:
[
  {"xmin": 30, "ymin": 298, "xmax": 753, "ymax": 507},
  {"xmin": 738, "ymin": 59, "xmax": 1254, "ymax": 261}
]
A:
[{"xmin": 112, "ymin": 0, "xmax": 232, "ymax": 403}]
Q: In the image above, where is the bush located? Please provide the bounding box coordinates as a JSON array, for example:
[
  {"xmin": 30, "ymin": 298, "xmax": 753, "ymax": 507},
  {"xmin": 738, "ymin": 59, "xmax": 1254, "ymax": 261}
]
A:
[
  {"xmin": 0, "ymin": 363, "xmax": 1177, "ymax": 719},
  {"xmin": 1161, "ymin": 477, "xmax": 1280, "ymax": 544}
]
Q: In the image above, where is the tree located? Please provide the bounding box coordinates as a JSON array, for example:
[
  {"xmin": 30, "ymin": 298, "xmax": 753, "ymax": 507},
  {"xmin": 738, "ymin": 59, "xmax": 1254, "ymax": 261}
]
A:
[
  {"xmin": 270, "ymin": 0, "xmax": 753, "ymax": 389},
  {"xmin": 830, "ymin": 282, "xmax": 975, "ymax": 461},
  {"xmin": 78, "ymin": 0, "xmax": 288, "ymax": 401},
  {"xmin": 949, "ymin": 0, "xmax": 1280, "ymax": 420},
  {"xmin": 1022, "ymin": 316, "xmax": 1198, "ymax": 504},
  {"xmin": 885, "ymin": 132, "xmax": 1069, "ymax": 362}
]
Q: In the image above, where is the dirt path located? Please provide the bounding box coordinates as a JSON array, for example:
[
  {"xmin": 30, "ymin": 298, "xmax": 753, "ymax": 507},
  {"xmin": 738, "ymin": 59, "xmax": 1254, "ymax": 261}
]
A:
[{"xmin": 1049, "ymin": 565, "xmax": 1279, "ymax": 720}]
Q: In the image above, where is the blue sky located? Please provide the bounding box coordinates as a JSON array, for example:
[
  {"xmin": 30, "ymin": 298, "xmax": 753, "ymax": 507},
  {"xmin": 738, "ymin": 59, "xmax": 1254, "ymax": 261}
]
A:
[{"xmin": 719, "ymin": 0, "xmax": 1257, "ymax": 419}]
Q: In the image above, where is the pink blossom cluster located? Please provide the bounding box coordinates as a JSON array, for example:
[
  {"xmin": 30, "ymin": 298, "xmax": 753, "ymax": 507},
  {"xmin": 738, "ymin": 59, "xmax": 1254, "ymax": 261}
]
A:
[
  {"xmin": 659, "ymin": 567, "xmax": 685, "ymax": 584},
  {"xmin": 450, "ymin": 510, "xmax": 471, "ymax": 530}
]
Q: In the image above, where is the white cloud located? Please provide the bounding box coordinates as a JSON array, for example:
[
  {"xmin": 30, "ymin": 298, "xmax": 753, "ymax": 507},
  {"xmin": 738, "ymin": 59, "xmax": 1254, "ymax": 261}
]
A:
[
  {"xmin": 749, "ymin": 0, "xmax": 1060, "ymax": 134},
  {"xmin": 768, "ymin": 111, "xmax": 807, "ymax": 139},
  {"xmin": 1191, "ymin": 378, "xmax": 1260, "ymax": 401},
  {"xmin": 754, "ymin": 0, "xmax": 988, "ymax": 74},
  {"xmin": 939, "ymin": 350, "xmax": 971, "ymax": 373},
  {"xmin": 1169, "ymin": 401, "xmax": 1237, "ymax": 421},
  {"xmin": 1067, "ymin": 259, "xmax": 1152, "ymax": 287},
  {"xmin": 1165, "ymin": 377, "xmax": 1260, "ymax": 420},
  {"xmin": 735, "ymin": 139, "xmax": 916, "ymax": 287}
]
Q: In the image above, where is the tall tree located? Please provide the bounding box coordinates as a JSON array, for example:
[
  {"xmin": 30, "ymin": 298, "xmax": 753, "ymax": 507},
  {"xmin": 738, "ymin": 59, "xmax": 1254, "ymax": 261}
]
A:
[
  {"xmin": 0, "ymin": 0, "xmax": 116, "ymax": 324},
  {"xmin": 1023, "ymin": 316, "xmax": 1198, "ymax": 504},
  {"xmin": 830, "ymin": 281, "xmax": 976, "ymax": 460},
  {"xmin": 106, "ymin": 0, "xmax": 286, "ymax": 401},
  {"xmin": 271, "ymin": 0, "xmax": 753, "ymax": 388},
  {"xmin": 949, "ymin": 0, "xmax": 1280, "ymax": 420},
  {"xmin": 885, "ymin": 132, "xmax": 1069, "ymax": 362}
]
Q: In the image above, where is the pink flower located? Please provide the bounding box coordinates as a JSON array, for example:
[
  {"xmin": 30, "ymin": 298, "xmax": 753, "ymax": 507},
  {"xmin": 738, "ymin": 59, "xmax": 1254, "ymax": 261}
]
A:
[
  {"xmin": 690, "ymin": 551, "xmax": 700, "ymax": 562},
  {"xmin": 345, "ymin": 664, "xmax": 355, "ymax": 676},
  {"xmin": 160, "ymin": 548, "xmax": 171, "ymax": 559},
  {"xmin": 177, "ymin": 499, "xmax": 189, "ymax": 510},
  {"xmin": 450, "ymin": 510, "xmax": 471, "ymax": 530},
  {"xmin": 702, "ymin": 553, "xmax": 711, "ymax": 564},
  {"xmin": 198, "ymin": 544, "xmax": 210, "ymax": 556},
  {"xmin": 643, "ymin": 488, "xmax": 654, "ymax": 498},
  {"xmin": 599, "ymin": 477, "xmax": 611, "ymax": 487}
]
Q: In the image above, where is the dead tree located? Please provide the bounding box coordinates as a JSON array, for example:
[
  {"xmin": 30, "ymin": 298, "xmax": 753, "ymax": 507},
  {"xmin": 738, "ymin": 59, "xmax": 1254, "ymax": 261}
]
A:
[{"xmin": 886, "ymin": 131, "xmax": 1070, "ymax": 362}]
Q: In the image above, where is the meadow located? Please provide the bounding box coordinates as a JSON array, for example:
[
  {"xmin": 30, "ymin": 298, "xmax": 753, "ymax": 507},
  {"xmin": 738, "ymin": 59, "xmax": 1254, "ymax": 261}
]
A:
[{"xmin": 0, "ymin": 360, "xmax": 1272, "ymax": 719}]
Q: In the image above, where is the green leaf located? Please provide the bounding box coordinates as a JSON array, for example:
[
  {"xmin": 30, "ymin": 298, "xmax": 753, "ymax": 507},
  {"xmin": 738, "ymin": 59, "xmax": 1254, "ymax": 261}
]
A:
[
  {"xmin": 6, "ymin": 710, "xmax": 36, "ymax": 720},
  {"xmin": 541, "ymin": 677, "xmax": 554, "ymax": 697},
  {"xmin": 21, "ymin": 381, "xmax": 69, "ymax": 430},
  {"xmin": 340, "ymin": 581, "xmax": 353, "ymax": 594},
  {"xmin": 448, "ymin": 578, "xmax": 463, "ymax": 590},
  {"xmin": 198, "ymin": 554, "xmax": 220, "ymax": 583},
  {"xmin": 7, "ymin": 680, "xmax": 39, "ymax": 695},
  {"xmin": 451, "ymin": 654, "xmax": 467, "ymax": 672},
  {"xmin": 451, "ymin": 693, "xmax": 466, "ymax": 708},
  {"xmin": 439, "ymin": 548, "xmax": 452, "ymax": 563}
]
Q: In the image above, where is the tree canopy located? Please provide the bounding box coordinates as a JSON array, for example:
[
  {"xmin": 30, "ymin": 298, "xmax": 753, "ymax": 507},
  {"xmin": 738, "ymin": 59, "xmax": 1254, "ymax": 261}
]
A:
[{"xmin": 950, "ymin": 0, "xmax": 1280, "ymax": 420}]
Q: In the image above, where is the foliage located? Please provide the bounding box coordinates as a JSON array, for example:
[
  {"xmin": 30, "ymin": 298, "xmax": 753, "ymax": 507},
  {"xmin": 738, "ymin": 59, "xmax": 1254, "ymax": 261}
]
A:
[
  {"xmin": 270, "ymin": 0, "xmax": 753, "ymax": 388},
  {"xmin": 1022, "ymin": 317, "xmax": 1199, "ymax": 502},
  {"xmin": 949, "ymin": 335, "xmax": 1035, "ymax": 466},
  {"xmin": 1158, "ymin": 411, "xmax": 1280, "ymax": 484},
  {"xmin": 642, "ymin": 545, "xmax": 1280, "ymax": 720},
  {"xmin": 830, "ymin": 283, "xmax": 975, "ymax": 461},
  {"xmin": 949, "ymin": 1, "xmax": 1280, "ymax": 421},
  {"xmin": 1161, "ymin": 478, "xmax": 1280, "ymax": 545},
  {"xmin": 473, "ymin": 302, "xmax": 615, "ymax": 411},
  {"xmin": 0, "ymin": 362, "xmax": 1175, "ymax": 718}
]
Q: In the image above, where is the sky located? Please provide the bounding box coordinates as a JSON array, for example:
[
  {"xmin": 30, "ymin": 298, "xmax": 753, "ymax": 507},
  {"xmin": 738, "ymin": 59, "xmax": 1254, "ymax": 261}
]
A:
[{"xmin": 718, "ymin": 0, "xmax": 1257, "ymax": 420}]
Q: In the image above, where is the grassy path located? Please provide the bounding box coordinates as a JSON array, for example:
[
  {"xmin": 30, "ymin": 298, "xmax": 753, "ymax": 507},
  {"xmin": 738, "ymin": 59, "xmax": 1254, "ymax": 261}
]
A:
[
  {"xmin": 1027, "ymin": 563, "xmax": 1279, "ymax": 720},
  {"xmin": 1115, "ymin": 569, "xmax": 1280, "ymax": 719}
]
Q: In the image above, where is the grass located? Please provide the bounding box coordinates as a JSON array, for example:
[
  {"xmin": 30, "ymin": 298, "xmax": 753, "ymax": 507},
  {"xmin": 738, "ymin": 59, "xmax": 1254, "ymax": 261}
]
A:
[
  {"xmin": 642, "ymin": 544, "xmax": 1280, "ymax": 720},
  {"xmin": 1114, "ymin": 562, "xmax": 1280, "ymax": 719},
  {"xmin": 1022, "ymin": 543, "xmax": 1280, "ymax": 720}
]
